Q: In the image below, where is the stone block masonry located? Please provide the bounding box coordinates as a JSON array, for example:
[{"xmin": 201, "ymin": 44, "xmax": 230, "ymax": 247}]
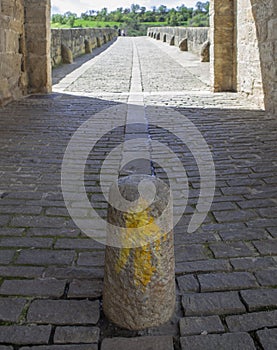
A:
[
  {"xmin": 147, "ymin": 26, "xmax": 209, "ymax": 58},
  {"xmin": 0, "ymin": 0, "xmax": 117, "ymax": 106},
  {"xmin": 51, "ymin": 28, "xmax": 118, "ymax": 67},
  {"xmin": 0, "ymin": 0, "xmax": 27, "ymax": 105}
]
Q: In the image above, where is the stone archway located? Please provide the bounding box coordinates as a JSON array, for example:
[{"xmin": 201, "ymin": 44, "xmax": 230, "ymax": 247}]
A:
[
  {"xmin": 24, "ymin": 0, "xmax": 52, "ymax": 93},
  {"xmin": 210, "ymin": 0, "xmax": 276, "ymax": 112}
]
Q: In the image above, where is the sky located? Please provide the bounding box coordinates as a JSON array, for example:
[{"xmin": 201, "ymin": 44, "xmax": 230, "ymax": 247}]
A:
[{"xmin": 51, "ymin": 0, "xmax": 199, "ymax": 15}]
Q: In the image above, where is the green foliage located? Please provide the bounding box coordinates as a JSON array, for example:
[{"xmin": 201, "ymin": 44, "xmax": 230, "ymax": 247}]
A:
[{"xmin": 51, "ymin": 2, "xmax": 210, "ymax": 35}]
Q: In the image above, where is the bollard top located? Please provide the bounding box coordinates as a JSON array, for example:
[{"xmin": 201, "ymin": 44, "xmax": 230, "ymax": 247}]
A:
[{"xmin": 107, "ymin": 174, "xmax": 173, "ymax": 248}]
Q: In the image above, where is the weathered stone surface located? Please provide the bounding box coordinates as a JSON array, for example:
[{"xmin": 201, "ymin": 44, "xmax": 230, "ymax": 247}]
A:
[
  {"xmin": 67, "ymin": 279, "xmax": 103, "ymax": 298},
  {"xmin": 180, "ymin": 332, "xmax": 255, "ymax": 350},
  {"xmin": 255, "ymin": 269, "xmax": 277, "ymax": 286},
  {"xmin": 101, "ymin": 336, "xmax": 174, "ymax": 350},
  {"xmin": 0, "ymin": 325, "xmax": 51, "ymax": 344},
  {"xmin": 103, "ymin": 175, "xmax": 175, "ymax": 330},
  {"xmin": 0, "ymin": 298, "xmax": 26, "ymax": 322},
  {"xmin": 0, "ymin": 278, "xmax": 66, "ymax": 297},
  {"xmin": 226, "ymin": 310, "xmax": 277, "ymax": 332},
  {"xmin": 240, "ymin": 289, "xmax": 277, "ymax": 311},
  {"xmin": 51, "ymin": 28, "xmax": 117, "ymax": 67},
  {"xmin": 179, "ymin": 315, "xmax": 224, "ymax": 336},
  {"xmin": 201, "ymin": 40, "xmax": 210, "ymax": 62},
  {"xmin": 148, "ymin": 27, "xmax": 209, "ymax": 57},
  {"xmin": 198, "ymin": 272, "xmax": 258, "ymax": 292},
  {"xmin": 179, "ymin": 38, "xmax": 188, "ymax": 51},
  {"xmin": 182, "ymin": 292, "xmax": 245, "ymax": 316},
  {"xmin": 28, "ymin": 300, "xmax": 100, "ymax": 325},
  {"xmin": 16, "ymin": 249, "xmax": 75, "ymax": 265},
  {"xmin": 177, "ymin": 274, "xmax": 199, "ymax": 293},
  {"xmin": 0, "ymin": 250, "xmax": 14, "ymax": 264},
  {"xmin": 61, "ymin": 44, "xmax": 73, "ymax": 64},
  {"xmin": 54, "ymin": 326, "xmax": 100, "ymax": 344},
  {"xmin": 256, "ymin": 328, "xmax": 277, "ymax": 350},
  {"xmin": 21, "ymin": 346, "xmax": 97, "ymax": 350}
]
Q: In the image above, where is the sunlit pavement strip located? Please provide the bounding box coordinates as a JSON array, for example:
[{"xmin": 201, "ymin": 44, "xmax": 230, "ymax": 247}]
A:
[{"xmin": 0, "ymin": 36, "xmax": 276, "ymax": 349}]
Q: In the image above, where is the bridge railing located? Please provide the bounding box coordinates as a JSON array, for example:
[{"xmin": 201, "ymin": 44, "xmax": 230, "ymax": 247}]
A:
[{"xmin": 51, "ymin": 28, "xmax": 118, "ymax": 67}]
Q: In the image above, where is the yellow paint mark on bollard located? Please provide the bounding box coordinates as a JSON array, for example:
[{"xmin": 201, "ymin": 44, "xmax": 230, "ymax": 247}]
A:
[{"xmin": 115, "ymin": 198, "xmax": 166, "ymax": 289}]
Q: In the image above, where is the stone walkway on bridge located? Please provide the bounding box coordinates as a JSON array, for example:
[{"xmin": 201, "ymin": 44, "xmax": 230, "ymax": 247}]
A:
[{"xmin": 0, "ymin": 37, "xmax": 276, "ymax": 350}]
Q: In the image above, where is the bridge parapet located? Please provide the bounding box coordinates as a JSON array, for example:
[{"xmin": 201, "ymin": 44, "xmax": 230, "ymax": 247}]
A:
[
  {"xmin": 51, "ymin": 28, "xmax": 117, "ymax": 67},
  {"xmin": 147, "ymin": 27, "xmax": 209, "ymax": 60}
]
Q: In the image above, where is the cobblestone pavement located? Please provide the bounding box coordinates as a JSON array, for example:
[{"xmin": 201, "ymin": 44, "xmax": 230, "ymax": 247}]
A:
[{"xmin": 0, "ymin": 37, "xmax": 276, "ymax": 349}]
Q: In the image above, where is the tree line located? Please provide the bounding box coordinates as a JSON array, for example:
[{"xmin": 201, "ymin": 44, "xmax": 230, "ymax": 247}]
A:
[{"xmin": 51, "ymin": 2, "xmax": 210, "ymax": 35}]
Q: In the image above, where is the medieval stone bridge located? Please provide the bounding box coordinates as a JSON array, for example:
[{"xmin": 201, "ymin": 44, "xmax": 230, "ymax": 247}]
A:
[{"xmin": 0, "ymin": 35, "xmax": 276, "ymax": 349}]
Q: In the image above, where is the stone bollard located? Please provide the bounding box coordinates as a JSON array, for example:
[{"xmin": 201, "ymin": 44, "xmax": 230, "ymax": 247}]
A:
[{"xmin": 103, "ymin": 175, "xmax": 175, "ymax": 330}]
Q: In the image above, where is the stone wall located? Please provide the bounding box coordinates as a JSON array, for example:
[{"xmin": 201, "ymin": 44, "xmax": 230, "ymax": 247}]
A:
[
  {"xmin": 236, "ymin": 0, "xmax": 264, "ymax": 106},
  {"xmin": 251, "ymin": 0, "xmax": 277, "ymax": 113},
  {"xmin": 0, "ymin": 1, "xmax": 117, "ymax": 106},
  {"xmin": 210, "ymin": 0, "xmax": 276, "ymax": 113},
  {"xmin": 0, "ymin": 0, "xmax": 27, "ymax": 105},
  {"xmin": 147, "ymin": 27, "xmax": 209, "ymax": 57},
  {"xmin": 0, "ymin": 0, "xmax": 52, "ymax": 106},
  {"xmin": 25, "ymin": 0, "xmax": 52, "ymax": 94},
  {"xmin": 51, "ymin": 28, "xmax": 117, "ymax": 67}
]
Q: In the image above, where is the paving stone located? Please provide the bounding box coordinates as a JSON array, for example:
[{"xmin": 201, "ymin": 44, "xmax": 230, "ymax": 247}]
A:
[
  {"xmin": 0, "ymin": 216, "xmax": 10, "ymax": 226},
  {"xmin": 174, "ymin": 231, "xmax": 216, "ymax": 244},
  {"xmin": 256, "ymin": 328, "xmax": 277, "ymax": 350},
  {"xmin": 182, "ymin": 292, "xmax": 245, "ymax": 316},
  {"xmin": 0, "ymin": 250, "xmax": 14, "ymax": 264},
  {"xmin": 0, "ymin": 237, "xmax": 53, "ymax": 248},
  {"xmin": 28, "ymin": 299, "xmax": 100, "ymax": 325},
  {"xmin": 0, "ymin": 325, "xmax": 51, "ymax": 344},
  {"xmin": 176, "ymin": 259, "xmax": 231, "ymax": 274},
  {"xmin": 21, "ymin": 346, "xmax": 98, "ymax": 350},
  {"xmin": 10, "ymin": 215, "xmax": 67, "ymax": 228},
  {"xmin": 212, "ymin": 209, "xmax": 257, "ymax": 223},
  {"xmin": 54, "ymin": 326, "xmax": 100, "ymax": 344},
  {"xmin": 0, "ymin": 278, "xmax": 66, "ymax": 297},
  {"xmin": 44, "ymin": 266, "xmax": 104, "ymax": 279},
  {"xmin": 209, "ymin": 242, "xmax": 254, "ymax": 258},
  {"xmin": 218, "ymin": 229, "xmax": 269, "ymax": 241},
  {"xmin": 0, "ymin": 266, "xmax": 44, "ymax": 277},
  {"xmin": 240, "ymin": 289, "xmax": 277, "ymax": 311},
  {"xmin": 0, "ymin": 205, "xmax": 42, "ymax": 215},
  {"xmin": 255, "ymin": 269, "xmax": 277, "ymax": 286},
  {"xmin": 258, "ymin": 207, "xmax": 277, "ymax": 218},
  {"xmin": 0, "ymin": 298, "xmax": 26, "ymax": 322},
  {"xmin": 16, "ymin": 249, "xmax": 75, "ymax": 265},
  {"xmin": 177, "ymin": 275, "xmax": 199, "ymax": 293},
  {"xmin": 198, "ymin": 272, "xmax": 258, "ymax": 292},
  {"xmin": 230, "ymin": 257, "xmax": 276, "ymax": 271},
  {"xmin": 237, "ymin": 199, "xmax": 276, "ymax": 209},
  {"xmin": 268, "ymin": 227, "xmax": 277, "ymax": 238},
  {"xmin": 101, "ymin": 336, "xmax": 174, "ymax": 350},
  {"xmin": 55, "ymin": 238, "xmax": 104, "ymax": 250},
  {"xmin": 0, "ymin": 228, "xmax": 25, "ymax": 236},
  {"xmin": 226, "ymin": 310, "xmax": 277, "ymax": 332},
  {"xmin": 253, "ymin": 239, "xmax": 277, "ymax": 255},
  {"xmin": 180, "ymin": 332, "xmax": 255, "ymax": 350},
  {"xmin": 179, "ymin": 316, "xmax": 225, "ymax": 336},
  {"xmin": 28, "ymin": 228, "xmax": 80, "ymax": 237},
  {"xmin": 77, "ymin": 251, "xmax": 105, "ymax": 266},
  {"xmin": 68, "ymin": 279, "xmax": 103, "ymax": 298},
  {"xmin": 0, "ymin": 35, "xmax": 277, "ymax": 349},
  {"xmin": 175, "ymin": 244, "xmax": 208, "ymax": 262}
]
